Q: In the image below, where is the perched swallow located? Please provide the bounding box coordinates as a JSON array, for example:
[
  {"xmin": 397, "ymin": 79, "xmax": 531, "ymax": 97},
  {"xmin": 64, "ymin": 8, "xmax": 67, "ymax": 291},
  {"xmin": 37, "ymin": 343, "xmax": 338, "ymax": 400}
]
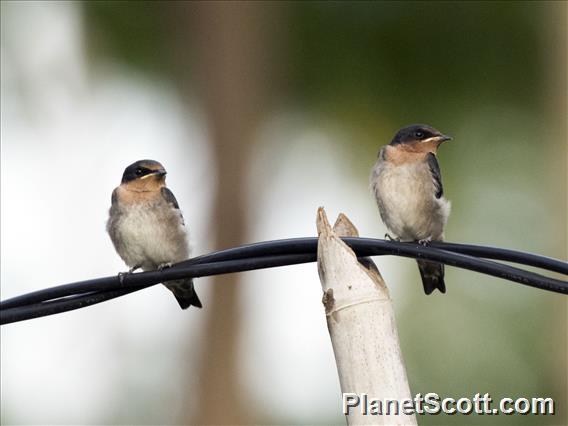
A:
[
  {"xmin": 370, "ymin": 124, "xmax": 452, "ymax": 294},
  {"xmin": 107, "ymin": 159, "xmax": 202, "ymax": 309}
]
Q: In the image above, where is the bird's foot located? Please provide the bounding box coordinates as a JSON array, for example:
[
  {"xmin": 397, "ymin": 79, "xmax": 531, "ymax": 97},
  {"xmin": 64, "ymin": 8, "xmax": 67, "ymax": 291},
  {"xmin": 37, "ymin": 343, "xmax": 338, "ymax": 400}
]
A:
[
  {"xmin": 418, "ymin": 237, "xmax": 432, "ymax": 246},
  {"xmin": 158, "ymin": 262, "xmax": 173, "ymax": 271},
  {"xmin": 384, "ymin": 233, "xmax": 400, "ymax": 242}
]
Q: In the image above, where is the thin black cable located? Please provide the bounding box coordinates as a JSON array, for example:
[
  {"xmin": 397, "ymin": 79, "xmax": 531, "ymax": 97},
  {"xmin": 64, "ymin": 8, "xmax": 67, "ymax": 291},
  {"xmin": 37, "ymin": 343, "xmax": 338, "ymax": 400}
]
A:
[
  {"xmin": 1, "ymin": 238, "xmax": 566, "ymax": 325},
  {"xmin": 2, "ymin": 238, "xmax": 564, "ymax": 309},
  {"xmin": 1, "ymin": 248, "xmax": 565, "ymax": 325},
  {"xmin": 426, "ymin": 241, "xmax": 567, "ymax": 274},
  {"xmin": 184, "ymin": 237, "xmax": 568, "ymax": 274},
  {"xmin": 0, "ymin": 254, "xmax": 317, "ymax": 324},
  {"xmin": 2, "ymin": 239, "xmax": 566, "ymax": 309}
]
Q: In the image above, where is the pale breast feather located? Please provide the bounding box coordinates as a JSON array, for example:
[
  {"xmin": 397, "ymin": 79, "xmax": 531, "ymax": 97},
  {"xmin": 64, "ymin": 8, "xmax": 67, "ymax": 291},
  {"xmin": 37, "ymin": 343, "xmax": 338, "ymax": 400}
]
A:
[
  {"xmin": 371, "ymin": 152, "xmax": 446, "ymax": 240},
  {"xmin": 118, "ymin": 202, "xmax": 189, "ymax": 268},
  {"xmin": 108, "ymin": 187, "xmax": 190, "ymax": 269}
]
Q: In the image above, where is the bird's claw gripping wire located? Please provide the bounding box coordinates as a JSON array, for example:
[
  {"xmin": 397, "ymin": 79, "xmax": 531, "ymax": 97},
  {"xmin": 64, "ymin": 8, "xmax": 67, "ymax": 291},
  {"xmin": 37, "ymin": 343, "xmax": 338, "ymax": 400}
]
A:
[
  {"xmin": 418, "ymin": 238, "xmax": 432, "ymax": 246},
  {"xmin": 158, "ymin": 262, "xmax": 173, "ymax": 271},
  {"xmin": 118, "ymin": 272, "xmax": 127, "ymax": 285},
  {"xmin": 384, "ymin": 233, "xmax": 400, "ymax": 242}
]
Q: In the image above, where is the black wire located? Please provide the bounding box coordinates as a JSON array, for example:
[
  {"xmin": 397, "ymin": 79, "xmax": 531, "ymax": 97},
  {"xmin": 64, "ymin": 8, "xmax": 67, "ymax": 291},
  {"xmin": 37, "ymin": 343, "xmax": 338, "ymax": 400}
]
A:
[
  {"xmin": 184, "ymin": 237, "xmax": 568, "ymax": 274},
  {"xmin": 1, "ymin": 238, "xmax": 566, "ymax": 325},
  {"xmin": 2, "ymin": 238, "xmax": 565, "ymax": 310},
  {"xmin": 426, "ymin": 241, "xmax": 568, "ymax": 274},
  {"xmin": 0, "ymin": 254, "xmax": 317, "ymax": 324}
]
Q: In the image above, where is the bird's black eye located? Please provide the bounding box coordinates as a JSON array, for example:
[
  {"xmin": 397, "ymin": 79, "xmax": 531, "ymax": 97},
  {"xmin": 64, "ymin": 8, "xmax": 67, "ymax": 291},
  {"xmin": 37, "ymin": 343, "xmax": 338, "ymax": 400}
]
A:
[
  {"xmin": 135, "ymin": 168, "xmax": 143, "ymax": 176},
  {"xmin": 415, "ymin": 131, "xmax": 424, "ymax": 139}
]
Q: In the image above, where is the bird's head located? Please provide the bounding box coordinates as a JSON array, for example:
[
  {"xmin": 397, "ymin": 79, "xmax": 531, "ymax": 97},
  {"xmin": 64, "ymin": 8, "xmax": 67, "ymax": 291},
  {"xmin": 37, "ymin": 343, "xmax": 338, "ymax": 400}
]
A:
[
  {"xmin": 390, "ymin": 124, "xmax": 452, "ymax": 153},
  {"xmin": 121, "ymin": 159, "xmax": 167, "ymax": 191}
]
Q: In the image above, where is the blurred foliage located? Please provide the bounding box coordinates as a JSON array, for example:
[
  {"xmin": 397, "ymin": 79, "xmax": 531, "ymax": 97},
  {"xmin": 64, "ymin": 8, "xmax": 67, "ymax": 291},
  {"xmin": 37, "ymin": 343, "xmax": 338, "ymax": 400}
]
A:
[
  {"xmin": 84, "ymin": 1, "xmax": 543, "ymax": 132},
  {"xmin": 288, "ymin": 2, "xmax": 540, "ymax": 116},
  {"xmin": 84, "ymin": 1, "xmax": 175, "ymax": 77}
]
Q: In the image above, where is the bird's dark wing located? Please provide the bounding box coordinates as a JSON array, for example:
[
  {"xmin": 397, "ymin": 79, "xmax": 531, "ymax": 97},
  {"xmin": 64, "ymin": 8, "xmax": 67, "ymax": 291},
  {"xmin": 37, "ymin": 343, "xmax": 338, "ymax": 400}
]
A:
[
  {"xmin": 161, "ymin": 187, "xmax": 181, "ymax": 209},
  {"xmin": 111, "ymin": 188, "xmax": 118, "ymax": 205},
  {"xmin": 161, "ymin": 187, "xmax": 184, "ymax": 224},
  {"xmin": 426, "ymin": 152, "xmax": 443, "ymax": 199}
]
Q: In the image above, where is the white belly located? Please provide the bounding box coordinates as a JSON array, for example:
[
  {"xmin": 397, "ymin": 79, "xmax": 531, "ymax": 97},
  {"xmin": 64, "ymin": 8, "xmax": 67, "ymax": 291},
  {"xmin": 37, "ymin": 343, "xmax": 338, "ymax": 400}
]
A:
[
  {"xmin": 371, "ymin": 160, "xmax": 450, "ymax": 241},
  {"xmin": 113, "ymin": 204, "xmax": 189, "ymax": 270}
]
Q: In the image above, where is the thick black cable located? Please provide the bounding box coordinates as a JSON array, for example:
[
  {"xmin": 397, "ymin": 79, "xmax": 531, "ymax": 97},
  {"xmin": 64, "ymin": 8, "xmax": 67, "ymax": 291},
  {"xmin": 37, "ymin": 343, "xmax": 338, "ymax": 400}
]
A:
[{"xmin": 1, "ymin": 238, "xmax": 566, "ymax": 325}]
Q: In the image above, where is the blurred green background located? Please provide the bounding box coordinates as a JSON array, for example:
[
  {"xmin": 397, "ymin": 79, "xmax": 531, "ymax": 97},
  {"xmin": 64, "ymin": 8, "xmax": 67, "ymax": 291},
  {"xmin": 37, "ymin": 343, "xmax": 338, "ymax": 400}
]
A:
[{"xmin": 1, "ymin": 1, "xmax": 566, "ymax": 425}]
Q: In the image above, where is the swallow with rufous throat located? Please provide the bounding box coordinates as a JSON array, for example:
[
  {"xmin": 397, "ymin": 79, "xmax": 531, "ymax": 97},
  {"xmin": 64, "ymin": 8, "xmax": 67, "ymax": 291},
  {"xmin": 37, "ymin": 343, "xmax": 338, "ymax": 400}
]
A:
[
  {"xmin": 370, "ymin": 124, "xmax": 452, "ymax": 294},
  {"xmin": 107, "ymin": 159, "xmax": 202, "ymax": 309}
]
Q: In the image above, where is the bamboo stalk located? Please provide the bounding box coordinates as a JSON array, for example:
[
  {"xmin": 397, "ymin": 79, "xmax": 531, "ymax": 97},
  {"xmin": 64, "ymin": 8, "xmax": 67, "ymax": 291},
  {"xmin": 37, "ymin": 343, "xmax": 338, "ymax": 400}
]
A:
[{"xmin": 316, "ymin": 207, "xmax": 416, "ymax": 425}]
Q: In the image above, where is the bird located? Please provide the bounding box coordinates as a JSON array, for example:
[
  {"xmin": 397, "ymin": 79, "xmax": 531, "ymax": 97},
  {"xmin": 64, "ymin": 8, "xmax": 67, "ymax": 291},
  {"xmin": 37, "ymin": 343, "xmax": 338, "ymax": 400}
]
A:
[
  {"xmin": 370, "ymin": 124, "xmax": 452, "ymax": 294},
  {"xmin": 107, "ymin": 159, "xmax": 202, "ymax": 309}
]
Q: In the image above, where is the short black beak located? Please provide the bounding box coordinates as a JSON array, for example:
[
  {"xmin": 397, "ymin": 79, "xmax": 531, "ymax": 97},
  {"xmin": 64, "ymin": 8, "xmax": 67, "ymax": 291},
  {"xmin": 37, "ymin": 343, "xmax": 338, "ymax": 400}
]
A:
[
  {"xmin": 152, "ymin": 169, "xmax": 167, "ymax": 177},
  {"xmin": 438, "ymin": 134, "xmax": 452, "ymax": 142}
]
